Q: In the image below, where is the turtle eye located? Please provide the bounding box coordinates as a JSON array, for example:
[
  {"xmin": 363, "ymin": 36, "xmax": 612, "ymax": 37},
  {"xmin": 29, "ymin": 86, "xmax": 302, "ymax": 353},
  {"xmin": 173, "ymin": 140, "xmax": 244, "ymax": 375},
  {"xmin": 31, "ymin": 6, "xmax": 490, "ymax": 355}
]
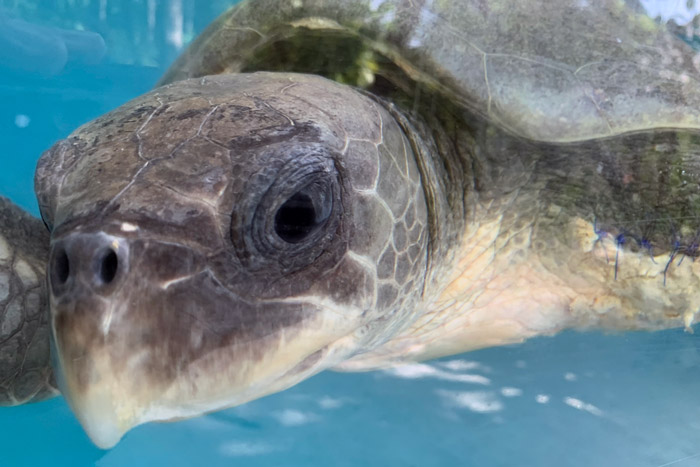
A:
[
  {"xmin": 232, "ymin": 149, "xmax": 344, "ymax": 273},
  {"xmin": 274, "ymin": 182, "xmax": 333, "ymax": 243}
]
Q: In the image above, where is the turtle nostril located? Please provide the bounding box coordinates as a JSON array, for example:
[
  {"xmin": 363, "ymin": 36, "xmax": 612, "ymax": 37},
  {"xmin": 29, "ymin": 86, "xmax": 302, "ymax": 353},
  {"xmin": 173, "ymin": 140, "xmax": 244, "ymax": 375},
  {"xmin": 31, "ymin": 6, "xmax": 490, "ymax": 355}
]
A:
[
  {"xmin": 49, "ymin": 236, "xmax": 127, "ymax": 294},
  {"xmin": 99, "ymin": 249, "xmax": 118, "ymax": 284},
  {"xmin": 54, "ymin": 249, "xmax": 70, "ymax": 285}
]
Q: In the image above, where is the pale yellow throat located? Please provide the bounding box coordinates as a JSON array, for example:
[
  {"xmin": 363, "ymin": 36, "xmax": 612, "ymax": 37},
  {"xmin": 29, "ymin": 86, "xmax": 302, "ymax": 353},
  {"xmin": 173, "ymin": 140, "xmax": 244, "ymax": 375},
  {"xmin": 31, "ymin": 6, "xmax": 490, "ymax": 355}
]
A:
[{"xmin": 338, "ymin": 211, "xmax": 700, "ymax": 371}]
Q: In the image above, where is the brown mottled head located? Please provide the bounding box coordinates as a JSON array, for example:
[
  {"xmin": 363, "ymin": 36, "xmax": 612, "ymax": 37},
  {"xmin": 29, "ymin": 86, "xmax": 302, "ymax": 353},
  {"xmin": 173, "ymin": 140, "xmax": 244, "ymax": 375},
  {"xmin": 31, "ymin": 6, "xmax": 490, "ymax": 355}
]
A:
[{"xmin": 35, "ymin": 72, "xmax": 429, "ymax": 448}]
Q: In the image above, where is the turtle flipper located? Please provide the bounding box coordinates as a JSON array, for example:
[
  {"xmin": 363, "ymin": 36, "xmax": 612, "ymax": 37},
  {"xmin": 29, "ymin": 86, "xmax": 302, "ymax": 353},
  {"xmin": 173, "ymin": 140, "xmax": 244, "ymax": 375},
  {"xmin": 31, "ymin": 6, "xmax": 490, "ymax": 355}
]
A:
[{"xmin": 0, "ymin": 196, "xmax": 56, "ymax": 405}]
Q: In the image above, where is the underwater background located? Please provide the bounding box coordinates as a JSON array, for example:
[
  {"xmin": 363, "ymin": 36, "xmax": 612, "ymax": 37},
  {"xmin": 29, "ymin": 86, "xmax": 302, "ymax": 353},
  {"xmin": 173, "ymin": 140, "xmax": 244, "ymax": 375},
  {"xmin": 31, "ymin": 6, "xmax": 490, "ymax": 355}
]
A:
[{"xmin": 1, "ymin": 0, "xmax": 700, "ymax": 465}]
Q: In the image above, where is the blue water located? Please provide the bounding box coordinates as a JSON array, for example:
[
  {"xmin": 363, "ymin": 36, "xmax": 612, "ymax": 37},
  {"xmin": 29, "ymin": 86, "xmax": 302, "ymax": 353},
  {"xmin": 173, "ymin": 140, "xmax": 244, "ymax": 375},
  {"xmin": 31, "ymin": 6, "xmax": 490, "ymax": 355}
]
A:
[{"xmin": 2, "ymin": 2, "xmax": 700, "ymax": 466}]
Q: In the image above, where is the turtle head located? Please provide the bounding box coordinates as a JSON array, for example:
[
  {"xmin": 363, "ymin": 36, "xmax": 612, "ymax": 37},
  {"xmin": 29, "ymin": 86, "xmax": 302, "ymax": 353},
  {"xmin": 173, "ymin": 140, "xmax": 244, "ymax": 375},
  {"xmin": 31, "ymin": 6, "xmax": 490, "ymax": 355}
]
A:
[{"xmin": 35, "ymin": 73, "xmax": 429, "ymax": 448}]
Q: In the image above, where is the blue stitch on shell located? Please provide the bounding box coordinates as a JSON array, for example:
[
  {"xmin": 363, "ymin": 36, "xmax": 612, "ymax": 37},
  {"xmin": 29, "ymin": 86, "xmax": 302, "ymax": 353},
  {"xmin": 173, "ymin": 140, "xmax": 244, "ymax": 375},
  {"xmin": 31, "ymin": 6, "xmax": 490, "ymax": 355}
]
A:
[
  {"xmin": 614, "ymin": 233, "xmax": 626, "ymax": 281},
  {"xmin": 593, "ymin": 216, "xmax": 610, "ymax": 264},
  {"xmin": 636, "ymin": 236, "xmax": 656, "ymax": 263},
  {"xmin": 663, "ymin": 229, "xmax": 682, "ymax": 287}
]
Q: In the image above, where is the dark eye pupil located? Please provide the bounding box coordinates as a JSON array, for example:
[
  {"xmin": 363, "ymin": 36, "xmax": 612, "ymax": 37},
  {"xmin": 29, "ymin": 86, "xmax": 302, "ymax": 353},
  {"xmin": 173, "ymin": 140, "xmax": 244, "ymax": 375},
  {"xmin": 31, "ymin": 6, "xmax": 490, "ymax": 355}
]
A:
[{"xmin": 275, "ymin": 192, "xmax": 320, "ymax": 243}]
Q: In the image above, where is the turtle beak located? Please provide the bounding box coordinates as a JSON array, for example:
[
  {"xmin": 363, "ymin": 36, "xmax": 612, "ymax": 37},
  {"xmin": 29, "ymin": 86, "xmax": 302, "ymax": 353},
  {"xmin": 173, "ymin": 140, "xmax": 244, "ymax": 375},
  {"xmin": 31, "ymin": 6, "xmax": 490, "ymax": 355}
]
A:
[
  {"xmin": 51, "ymin": 330, "xmax": 142, "ymax": 449},
  {"xmin": 47, "ymin": 231, "xmax": 136, "ymax": 448},
  {"xmin": 71, "ymin": 394, "xmax": 126, "ymax": 450},
  {"xmin": 49, "ymin": 317, "xmax": 131, "ymax": 449},
  {"xmin": 52, "ymin": 351, "xmax": 128, "ymax": 449}
]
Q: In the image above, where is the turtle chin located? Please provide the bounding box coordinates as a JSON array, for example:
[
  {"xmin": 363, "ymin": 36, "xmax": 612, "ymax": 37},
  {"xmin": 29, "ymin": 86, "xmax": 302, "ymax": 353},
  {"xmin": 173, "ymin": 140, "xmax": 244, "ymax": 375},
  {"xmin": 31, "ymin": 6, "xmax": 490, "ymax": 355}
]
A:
[{"xmin": 52, "ymin": 294, "xmax": 355, "ymax": 449}]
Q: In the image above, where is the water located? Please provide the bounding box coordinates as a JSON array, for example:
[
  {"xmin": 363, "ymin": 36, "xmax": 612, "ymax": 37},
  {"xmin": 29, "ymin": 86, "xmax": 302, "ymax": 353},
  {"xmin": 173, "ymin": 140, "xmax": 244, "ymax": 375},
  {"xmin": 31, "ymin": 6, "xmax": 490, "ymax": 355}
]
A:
[
  {"xmin": 3, "ymin": 329, "xmax": 700, "ymax": 466},
  {"xmin": 2, "ymin": 1, "xmax": 700, "ymax": 466}
]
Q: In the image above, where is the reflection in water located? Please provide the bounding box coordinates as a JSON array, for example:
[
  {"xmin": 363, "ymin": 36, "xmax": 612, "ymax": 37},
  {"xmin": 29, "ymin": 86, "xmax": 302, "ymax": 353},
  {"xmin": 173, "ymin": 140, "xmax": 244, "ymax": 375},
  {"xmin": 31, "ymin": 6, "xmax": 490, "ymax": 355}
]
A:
[
  {"xmin": 385, "ymin": 357, "xmax": 606, "ymax": 417},
  {"xmin": 500, "ymin": 387, "xmax": 523, "ymax": 397},
  {"xmin": 167, "ymin": 0, "xmax": 184, "ymax": 50},
  {"xmin": 536, "ymin": 394, "xmax": 551, "ymax": 404},
  {"xmin": 640, "ymin": 0, "xmax": 700, "ymax": 24},
  {"xmin": 436, "ymin": 389, "xmax": 504, "ymax": 413},
  {"xmin": 318, "ymin": 396, "xmax": 346, "ymax": 409},
  {"xmin": 563, "ymin": 397, "xmax": 604, "ymax": 417},
  {"xmin": 0, "ymin": 12, "xmax": 106, "ymax": 75},
  {"xmin": 0, "ymin": 0, "xmax": 236, "ymax": 68},
  {"xmin": 383, "ymin": 362, "xmax": 491, "ymax": 385},
  {"xmin": 272, "ymin": 409, "xmax": 319, "ymax": 427},
  {"xmin": 218, "ymin": 440, "xmax": 277, "ymax": 458}
]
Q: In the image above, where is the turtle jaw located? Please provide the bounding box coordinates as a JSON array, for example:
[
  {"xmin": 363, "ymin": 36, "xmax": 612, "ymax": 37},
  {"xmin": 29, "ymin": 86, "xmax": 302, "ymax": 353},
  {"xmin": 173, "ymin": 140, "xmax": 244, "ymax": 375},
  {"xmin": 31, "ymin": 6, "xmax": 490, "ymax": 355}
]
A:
[
  {"xmin": 52, "ymin": 354, "xmax": 128, "ymax": 449},
  {"xmin": 49, "ymin": 294, "xmax": 142, "ymax": 449},
  {"xmin": 51, "ymin": 296, "xmax": 360, "ymax": 449}
]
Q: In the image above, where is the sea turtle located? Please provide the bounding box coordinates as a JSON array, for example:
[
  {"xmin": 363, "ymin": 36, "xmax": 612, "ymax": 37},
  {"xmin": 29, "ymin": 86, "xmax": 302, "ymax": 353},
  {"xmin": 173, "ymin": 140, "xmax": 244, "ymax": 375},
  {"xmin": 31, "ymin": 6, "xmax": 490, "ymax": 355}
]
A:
[{"xmin": 1, "ymin": 0, "xmax": 700, "ymax": 449}]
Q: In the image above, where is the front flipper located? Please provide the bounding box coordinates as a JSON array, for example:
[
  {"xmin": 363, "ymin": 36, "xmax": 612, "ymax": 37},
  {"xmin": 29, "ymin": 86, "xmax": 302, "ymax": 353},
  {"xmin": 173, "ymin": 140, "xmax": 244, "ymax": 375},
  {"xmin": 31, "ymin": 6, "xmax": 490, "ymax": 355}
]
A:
[{"xmin": 0, "ymin": 196, "xmax": 56, "ymax": 405}]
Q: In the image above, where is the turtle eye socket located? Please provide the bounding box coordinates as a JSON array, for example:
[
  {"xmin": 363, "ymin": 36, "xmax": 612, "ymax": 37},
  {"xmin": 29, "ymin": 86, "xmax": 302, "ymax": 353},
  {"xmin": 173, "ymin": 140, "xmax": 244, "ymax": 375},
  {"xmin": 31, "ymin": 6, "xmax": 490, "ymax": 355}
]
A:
[
  {"xmin": 274, "ymin": 182, "xmax": 333, "ymax": 243},
  {"xmin": 231, "ymin": 148, "xmax": 345, "ymax": 274}
]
